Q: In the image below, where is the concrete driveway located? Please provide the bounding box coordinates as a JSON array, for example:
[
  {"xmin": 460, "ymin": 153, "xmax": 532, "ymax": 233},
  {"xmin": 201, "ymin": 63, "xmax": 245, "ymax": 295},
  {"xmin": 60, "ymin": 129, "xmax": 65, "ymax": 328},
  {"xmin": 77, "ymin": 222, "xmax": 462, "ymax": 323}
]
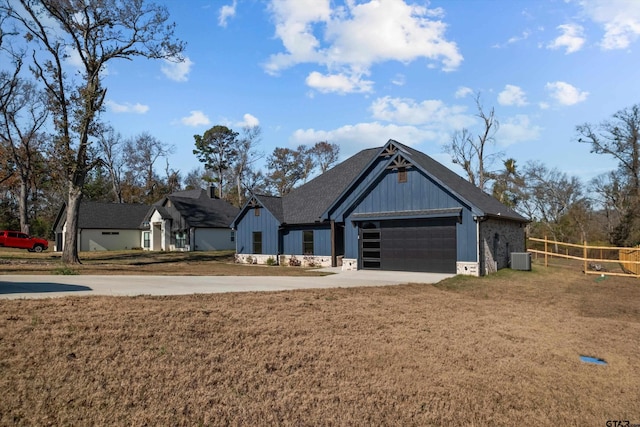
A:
[{"xmin": 0, "ymin": 269, "xmax": 454, "ymax": 299}]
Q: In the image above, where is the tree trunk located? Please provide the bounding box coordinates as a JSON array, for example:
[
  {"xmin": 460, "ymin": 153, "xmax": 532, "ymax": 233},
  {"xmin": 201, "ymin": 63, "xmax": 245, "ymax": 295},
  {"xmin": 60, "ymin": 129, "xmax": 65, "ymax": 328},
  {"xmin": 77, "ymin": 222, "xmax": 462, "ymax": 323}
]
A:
[
  {"xmin": 18, "ymin": 180, "xmax": 29, "ymax": 234},
  {"xmin": 62, "ymin": 184, "xmax": 83, "ymax": 264}
]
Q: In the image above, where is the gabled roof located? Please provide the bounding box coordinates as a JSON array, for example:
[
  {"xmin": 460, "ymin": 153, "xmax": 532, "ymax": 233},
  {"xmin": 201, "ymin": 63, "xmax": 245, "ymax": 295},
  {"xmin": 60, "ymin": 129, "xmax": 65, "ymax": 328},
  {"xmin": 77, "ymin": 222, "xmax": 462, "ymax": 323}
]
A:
[
  {"xmin": 282, "ymin": 148, "xmax": 379, "ymax": 224},
  {"xmin": 231, "ymin": 194, "xmax": 284, "ymax": 228},
  {"xmin": 68, "ymin": 202, "xmax": 151, "ymax": 229},
  {"xmin": 234, "ymin": 139, "xmax": 528, "ymax": 227},
  {"xmin": 399, "ymin": 142, "xmax": 526, "ymax": 221},
  {"xmin": 149, "ymin": 188, "xmax": 239, "ymax": 229},
  {"xmin": 255, "ymin": 194, "xmax": 285, "ymax": 223}
]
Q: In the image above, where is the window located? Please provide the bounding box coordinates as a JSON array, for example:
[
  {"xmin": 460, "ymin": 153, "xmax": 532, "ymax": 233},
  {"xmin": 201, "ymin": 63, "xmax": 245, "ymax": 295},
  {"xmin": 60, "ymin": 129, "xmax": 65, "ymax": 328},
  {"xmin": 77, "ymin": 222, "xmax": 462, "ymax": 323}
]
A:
[
  {"xmin": 176, "ymin": 232, "xmax": 187, "ymax": 249},
  {"xmin": 143, "ymin": 232, "xmax": 150, "ymax": 248},
  {"xmin": 255, "ymin": 207, "xmax": 261, "ymax": 216},
  {"xmin": 398, "ymin": 167, "xmax": 407, "ymax": 183},
  {"xmin": 230, "ymin": 231, "xmax": 235, "ymax": 242},
  {"xmin": 303, "ymin": 230, "xmax": 314, "ymax": 255},
  {"xmin": 253, "ymin": 232, "xmax": 262, "ymax": 254}
]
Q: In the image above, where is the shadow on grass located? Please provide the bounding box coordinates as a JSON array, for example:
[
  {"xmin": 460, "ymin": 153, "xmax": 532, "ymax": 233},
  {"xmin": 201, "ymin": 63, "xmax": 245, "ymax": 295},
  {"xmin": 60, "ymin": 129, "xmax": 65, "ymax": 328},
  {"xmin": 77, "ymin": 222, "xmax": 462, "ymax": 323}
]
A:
[
  {"xmin": 0, "ymin": 281, "xmax": 92, "ymax": 294},
  {"xmin": 80, "ymin": 251, "xmax": 235, "ymax": 265}
]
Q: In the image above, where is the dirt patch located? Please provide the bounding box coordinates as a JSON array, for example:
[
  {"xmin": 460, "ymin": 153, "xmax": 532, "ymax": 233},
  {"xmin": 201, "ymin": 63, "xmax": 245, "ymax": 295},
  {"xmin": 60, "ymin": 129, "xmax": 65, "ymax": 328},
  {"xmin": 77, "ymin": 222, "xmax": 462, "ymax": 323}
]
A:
[{"xmin": 1, "ymin": 265, "xmax": 638, "ymax": 425}]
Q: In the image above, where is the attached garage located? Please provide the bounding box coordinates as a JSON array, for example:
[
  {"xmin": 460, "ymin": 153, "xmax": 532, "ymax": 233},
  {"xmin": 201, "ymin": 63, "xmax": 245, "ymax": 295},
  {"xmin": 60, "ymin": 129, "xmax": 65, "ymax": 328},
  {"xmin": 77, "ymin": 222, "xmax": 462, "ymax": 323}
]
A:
[
  {"xmin": 233, "ymin": 139, "xmax": 529, "ymax": 276},
  {"xmin": 358, "ymin": 217, "xmax": 457, "ymax": 273}
]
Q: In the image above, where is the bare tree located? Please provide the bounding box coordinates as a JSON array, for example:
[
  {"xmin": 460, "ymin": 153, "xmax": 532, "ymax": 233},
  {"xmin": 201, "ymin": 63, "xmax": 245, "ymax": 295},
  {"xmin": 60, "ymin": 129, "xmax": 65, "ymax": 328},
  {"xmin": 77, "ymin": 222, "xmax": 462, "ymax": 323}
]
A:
[
  {"xmin": 232, "ymin": 125, "xmax": 262, "ymax": 206},
  {"xmin": 518, "ymin": 161, "xmax": 589, "ymax": 243},
  {"xmin": 95, "ymin": 126, "xmax": 125, "ymax": 203},
  {"xmin": 266, "ymin": 146, "xmax": 312, "ymax": 196},
  {"xmin": 2, "ymin": 0, "xmax": 185, "ymax": 263},
  {"xmin": 577, "ymin": 104, "xmax": 640, "ymax": 245},
  {"xmin": 183, "ymin": 167, "xmax": 215, "ymax": 191},
  {"xmin": 123, "ymin": 132, "xmax": 174, "ymax": 203},
  {"xmin": 0, "ymin": 68, "xmax": 49, "ymax": 233},
  {"xmin": 309, "ymin": 141, "xmax": 340, "ymax": 174},
  {"xmin": 163, "ymin": 159, "xmax": 181, "ymax": 196},
  {"xmin": 445, "ymin": 93, "xmax": 500, "ymax": 191}
]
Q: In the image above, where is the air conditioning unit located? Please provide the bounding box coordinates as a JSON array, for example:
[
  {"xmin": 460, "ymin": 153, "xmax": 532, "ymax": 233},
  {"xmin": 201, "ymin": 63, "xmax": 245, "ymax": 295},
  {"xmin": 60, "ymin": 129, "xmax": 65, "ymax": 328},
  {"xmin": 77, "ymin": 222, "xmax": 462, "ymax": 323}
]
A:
[{"xmin": 511, "ymin": 252, "xmax": 531, "ymax": 271}]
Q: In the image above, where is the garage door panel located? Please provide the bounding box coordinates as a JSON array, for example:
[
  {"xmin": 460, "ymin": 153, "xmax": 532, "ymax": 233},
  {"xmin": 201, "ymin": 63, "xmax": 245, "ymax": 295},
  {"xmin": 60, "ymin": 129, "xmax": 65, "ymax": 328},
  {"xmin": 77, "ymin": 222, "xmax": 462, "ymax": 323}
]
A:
[{"xmin": 378, "ymin": 218, "xmax": 457, "ymax": 273}]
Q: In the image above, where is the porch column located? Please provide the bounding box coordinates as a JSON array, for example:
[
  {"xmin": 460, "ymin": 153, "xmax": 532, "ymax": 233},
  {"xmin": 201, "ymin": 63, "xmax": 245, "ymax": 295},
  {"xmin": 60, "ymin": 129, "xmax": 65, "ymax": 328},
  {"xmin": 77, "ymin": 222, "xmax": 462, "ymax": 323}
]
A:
[{"xmin": 331, "ymin": 220, "xmax": 336, "ymax": 267}]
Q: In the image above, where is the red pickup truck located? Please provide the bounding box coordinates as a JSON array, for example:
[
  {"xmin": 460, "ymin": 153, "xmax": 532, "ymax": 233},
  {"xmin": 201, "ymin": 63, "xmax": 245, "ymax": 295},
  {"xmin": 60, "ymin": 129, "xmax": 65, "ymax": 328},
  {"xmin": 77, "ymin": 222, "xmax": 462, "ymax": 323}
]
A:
[{"xmin": 0, "ymin": 230, "xmax": 49, "ymax": 252}]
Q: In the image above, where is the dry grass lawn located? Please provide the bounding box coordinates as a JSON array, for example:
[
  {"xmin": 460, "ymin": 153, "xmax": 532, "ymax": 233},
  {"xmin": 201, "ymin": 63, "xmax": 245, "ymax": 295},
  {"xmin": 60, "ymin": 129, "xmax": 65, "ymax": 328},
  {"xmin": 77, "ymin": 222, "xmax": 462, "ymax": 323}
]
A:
[
  {"xmin": 0, "ymin": 249, "xmax": 326, "ymax": 276},
  {"xmin": 1, "ymin": 264, "xmax": 639, "ymax": 425}
]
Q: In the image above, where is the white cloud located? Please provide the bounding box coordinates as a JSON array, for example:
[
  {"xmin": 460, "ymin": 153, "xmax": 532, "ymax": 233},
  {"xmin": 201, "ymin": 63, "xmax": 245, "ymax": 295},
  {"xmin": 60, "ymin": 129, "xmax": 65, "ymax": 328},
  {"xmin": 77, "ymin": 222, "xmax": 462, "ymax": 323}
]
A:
[
  {"xmin": 454, "ymin": 86, "xmax": 473, "ymax": 99},
  {"xmin": 492, "ymin": 30, "xmax": 531, "ymax": 48},
  {"xmin": 236, "ymin": 113, "xmax": 260, "ymax": 128},
  {"xmin": 161, "ymin": 56, "xmax": 194, "ymax": 82},
  {"xmin": 105, "ymin": 100, "xmax": 149, "ymax": 114},
  {"xmin": 547, "ymin": 23, "xmax": 585, "ymax": 53},
  {"xmin": 545, "ymin": 81, "xmax": 589, "ymax": 105},
  {"xmin": 391, "ymin": 74, "xmax": 406, "ymax": 86},
  {"xmin": 289, "ymin": 95, "xmax": 481, "ymax": 157},
  {"xmin": 219, "ymin": 1, "xmax": 237, "ymax": 27},
  {"xmin": 497, "ymin": 115, "xmax": 542, "ymax": 146},
  {"xmin": 369, "ymin": 96, "xmax": 473, "ymax": 130},
  {"xmin": 305, "ymin": 71, "xmax": 374, "ymax": 94},
  {"xmin": 181, "ymin": 110, "xmax": 211, "ymax": 127},
  {"xmin": 265, "ymin": 0, "xmax": 462, "ymax": 93},
  {"xmin": 291, "ymin": 122, "xmax": 436, "ymax": 158},
  {"xmin": 578, "ymin": 0, "xmax": 640, "ymax": 50},
  {"xmin": 497, "ymin": 84, "xmax": 528, "ymax": 107}
]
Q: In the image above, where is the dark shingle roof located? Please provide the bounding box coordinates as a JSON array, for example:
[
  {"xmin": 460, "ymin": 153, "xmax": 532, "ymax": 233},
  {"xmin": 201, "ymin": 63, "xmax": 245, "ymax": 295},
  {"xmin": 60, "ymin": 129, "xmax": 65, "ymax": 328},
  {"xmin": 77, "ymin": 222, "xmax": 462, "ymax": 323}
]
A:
[
  {"xmin": 282, "ymin": 148, "xmax": 379, "ymax": 224},
  {"xmin": 254, "ymin": 195, "xmax": 285, "ymax": 223},
  {"xmin": 149, "ymin": 189, "xmax": 239, "ymax": 229},
  {"xmin": 77, "ymin": 202, "xmax": 151, "ymax": 229},
  {"xmin": 398, "ymin": 141, "xmax": 527, "ymax": 222},
  {"xmin": 274, "ymin": 139, "xmax": 527, "ymax": 225},
  {"xmin": 168, "ymin": 194, "xmax": 239, "ymax": 228}
]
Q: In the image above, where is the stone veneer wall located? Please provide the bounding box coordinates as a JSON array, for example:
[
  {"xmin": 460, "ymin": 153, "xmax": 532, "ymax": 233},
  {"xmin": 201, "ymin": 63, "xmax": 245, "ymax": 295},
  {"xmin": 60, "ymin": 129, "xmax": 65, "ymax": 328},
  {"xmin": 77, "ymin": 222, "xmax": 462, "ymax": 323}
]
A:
[
  {"xmin": 479, "ymin": 218, "xmax": 526, "ymax": 275},
  {"xmin": 341, "ymin": 258, "xmax": 358, "ymax": 271},
  {"xmin": 234, "ymin": 253, "xmax": 332, "ymax": 268}
]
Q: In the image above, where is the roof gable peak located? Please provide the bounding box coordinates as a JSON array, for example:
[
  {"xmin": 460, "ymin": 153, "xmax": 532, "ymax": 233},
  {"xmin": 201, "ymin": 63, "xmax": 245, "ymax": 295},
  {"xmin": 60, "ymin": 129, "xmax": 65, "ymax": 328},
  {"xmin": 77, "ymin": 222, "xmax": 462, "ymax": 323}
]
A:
[{"xmin": 379, "ymin": 139, "xmax": 409, "ymax": 158}]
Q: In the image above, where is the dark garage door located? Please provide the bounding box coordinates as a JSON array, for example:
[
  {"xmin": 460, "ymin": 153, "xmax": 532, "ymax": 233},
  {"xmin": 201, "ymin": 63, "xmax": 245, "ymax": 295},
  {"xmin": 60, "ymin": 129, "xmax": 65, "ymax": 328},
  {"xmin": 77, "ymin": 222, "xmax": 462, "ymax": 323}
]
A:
[{"xmin": 361, "ymin": 218, "xmax": 457, "ymax": 273}]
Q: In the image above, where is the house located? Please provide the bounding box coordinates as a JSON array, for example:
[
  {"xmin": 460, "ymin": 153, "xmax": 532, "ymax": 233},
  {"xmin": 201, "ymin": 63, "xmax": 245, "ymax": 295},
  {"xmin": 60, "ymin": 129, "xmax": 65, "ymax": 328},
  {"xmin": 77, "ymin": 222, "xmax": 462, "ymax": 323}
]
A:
[
  {"xmin": 143, "ymin": 188, "xmax": 239, "ymax": 251},
  {"xmin": 232, "ymin": 139, "xmax": 528, "ymax": 276},
  {"xmin": 53, "ymin": 201, "xmax": 151, "ymax": 251}
]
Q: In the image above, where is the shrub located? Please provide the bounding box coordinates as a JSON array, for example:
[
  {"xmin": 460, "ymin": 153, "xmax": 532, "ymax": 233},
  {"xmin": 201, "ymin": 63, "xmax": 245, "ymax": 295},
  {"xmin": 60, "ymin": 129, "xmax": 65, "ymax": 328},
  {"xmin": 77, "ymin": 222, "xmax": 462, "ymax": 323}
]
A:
[
  {"xmin": 288, "ymin": 255, "xmax": 301, "ymax": 267},
  {"xmin": 265, "ymin": 257, "xmax": 277, "ymax": 266}
]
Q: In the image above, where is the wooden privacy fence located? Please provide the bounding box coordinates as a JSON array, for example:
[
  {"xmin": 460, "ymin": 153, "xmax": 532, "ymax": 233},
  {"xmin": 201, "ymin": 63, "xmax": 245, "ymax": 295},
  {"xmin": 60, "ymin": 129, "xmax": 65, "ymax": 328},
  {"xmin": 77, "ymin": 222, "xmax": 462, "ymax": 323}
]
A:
[{"xmin": 528, "ymin": 236, "xmax": 640, "ymax": 278}]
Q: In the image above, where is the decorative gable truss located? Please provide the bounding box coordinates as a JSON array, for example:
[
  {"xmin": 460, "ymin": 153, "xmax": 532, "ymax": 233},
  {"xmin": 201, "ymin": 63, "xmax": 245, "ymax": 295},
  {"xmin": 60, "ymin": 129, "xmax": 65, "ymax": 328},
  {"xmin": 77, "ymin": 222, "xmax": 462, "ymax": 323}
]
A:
[
  {"xmin": 248, "ymin": 196, "xmax": 261, "ymax": 208},
  {"xmin": 386, "ymin": 154, "xmax": 413, "ymax": 170}
]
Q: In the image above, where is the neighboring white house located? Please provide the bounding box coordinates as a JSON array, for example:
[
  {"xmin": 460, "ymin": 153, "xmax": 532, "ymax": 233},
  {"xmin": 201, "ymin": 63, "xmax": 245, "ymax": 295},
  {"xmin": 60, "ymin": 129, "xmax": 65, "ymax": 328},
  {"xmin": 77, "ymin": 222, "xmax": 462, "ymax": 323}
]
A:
[
  {"xmin": 142, "ymin": 188, "xmax": 239, "ymax": 252},
  {"xmin": 53, "ymin": 202, "xmax": 150, "ymax": 251},
  {"xmin": 53, "ymin": 189, "xmax": 239, "ymax": 253}
]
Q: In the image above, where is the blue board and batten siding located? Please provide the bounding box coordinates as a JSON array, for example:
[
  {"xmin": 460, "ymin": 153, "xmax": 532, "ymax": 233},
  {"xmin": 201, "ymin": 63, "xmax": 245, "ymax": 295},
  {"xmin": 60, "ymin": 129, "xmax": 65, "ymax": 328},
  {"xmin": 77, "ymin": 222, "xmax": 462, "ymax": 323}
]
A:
[
  {"xmin": 281, "ymin": 226, "xmax": 332, "ymax": 256},
  {"xmin": 235, "ymin": 206, "xmax": 280, "ymax": 255},
  {"xmin": 232, "ymin": 140, "xmax": 526, "ymax": 274},
  {"xmin": 339, "ymin": 166, "xmax": 478, "ymax": 262},
  {"xmin": 236, "ymin": 164, "xmax": 479, "ymax": 262}
]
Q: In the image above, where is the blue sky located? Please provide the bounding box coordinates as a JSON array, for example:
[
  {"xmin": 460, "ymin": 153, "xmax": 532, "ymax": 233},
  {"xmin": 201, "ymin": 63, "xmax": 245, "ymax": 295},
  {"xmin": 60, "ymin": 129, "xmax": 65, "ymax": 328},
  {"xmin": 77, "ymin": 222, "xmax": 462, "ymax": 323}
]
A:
[{"xmin": 100, "ymin": 0, "xmax": 640, "ymax": 184}]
